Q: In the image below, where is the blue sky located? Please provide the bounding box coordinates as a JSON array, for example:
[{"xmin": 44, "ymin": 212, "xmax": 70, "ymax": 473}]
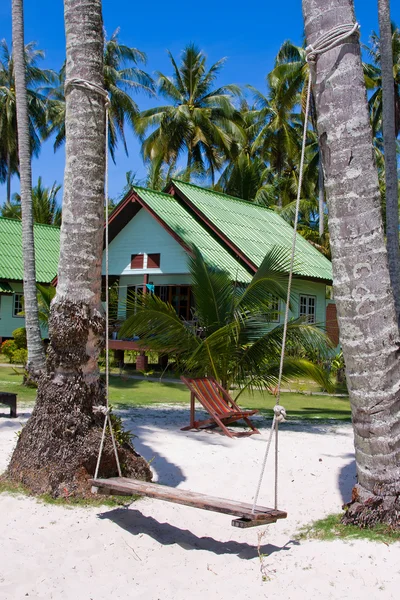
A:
[{"xmin": 0, "ymin": 0, "xmax": 393, "ymax": 203}]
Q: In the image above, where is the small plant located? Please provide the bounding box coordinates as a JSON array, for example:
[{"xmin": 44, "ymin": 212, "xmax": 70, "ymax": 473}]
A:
[
  {"xmin": 1, "ymin": 339, "xmax": 17, "ymax": 361},
  {"xmin": 12, "ymin": 348, "xmax": 28, "ymax": 365},
  {"xmin": 107, "ymin": 405, "xmax": 135, "ymax": 447},
  {"xmin": 330, "ymin": 351, "xmax": 346, "ymax": 383},
  {"xmin": 12, "ymin": 327, "xmax": 27, "ymax": 349}
]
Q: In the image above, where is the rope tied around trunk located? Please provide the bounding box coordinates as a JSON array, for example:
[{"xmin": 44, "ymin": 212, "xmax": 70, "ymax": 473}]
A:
[
  {"xmin": 306, "ymin": 22, "xmax": 360, "ymax": 64},
  {"xmin": 251, "ymin": 20, "xmax": 360, "ymax": 515},
  {"xmin": 65, "ymin": 78, "xmax": 122, "ymax": 480}
]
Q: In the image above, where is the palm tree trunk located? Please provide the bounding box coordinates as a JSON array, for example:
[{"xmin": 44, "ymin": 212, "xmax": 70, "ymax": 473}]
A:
[
  {"xmin": 7, "ymin": 0, "xmax": 151, "ymax": 496},
  {"xmin": 303, "ymin": 0, "xmax": 400, "ymax": 526},
  {"xmin": 11, "ymin": 0, "xmax": 45, "ymax": 377},
  {"xmin": 379, "ymin": 0, "xmax": 400, "ymax": 325},
  {"xmin": 6, "ymin": 153, "xmax": 11, "ymax": 204},
  {"xmin": 318, "ymin": 159, "xmax": 324, "ymax": 238}
]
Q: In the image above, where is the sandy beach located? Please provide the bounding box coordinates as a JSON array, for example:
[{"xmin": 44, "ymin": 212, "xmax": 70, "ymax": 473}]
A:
[{"xmin": 1, "ymin": 405, "xmax": 399, "ymax": 600}]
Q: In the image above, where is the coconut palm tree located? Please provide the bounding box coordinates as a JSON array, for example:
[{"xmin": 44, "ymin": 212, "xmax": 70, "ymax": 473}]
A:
[
  {"xmin": 8, "ymin": 0, "xmax": 151, "ymax": 496},
  {"xmin": 364, "ymin": 22, "xmax": 400, "ymax": 137},
  {"xmin": 2, "ymin": 176, "xmax": 62, "ymax": 225},
  {"xmin": 119, "ymin": 247, "xmax": 332, "ymax": 394},
  {"xmin": 0, "ymin": 39, "xmax": 54, "ymax": 202},
  {"xmin": 135, "ymin": 44, "xmax": 243, "ymax": 183},
  {"xmin": 11, "ymin": 0, "xmax": 45, "ymax": 377},
  {"xmin": 374, "ymin": 7, "xmax": 400, "ymax": 322},
  {"xmin": 46, "ymin": 28, "xmax": 155, "ymax": 162},
  {"xmin": 215, "ymin": 102, "xmax": 271, "ymax": 203},
  {"xmin": 303, "ymin": 0, "xmax": 400, "ymax": 526}
]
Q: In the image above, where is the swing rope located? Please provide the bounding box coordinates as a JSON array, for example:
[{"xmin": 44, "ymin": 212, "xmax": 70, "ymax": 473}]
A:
[
  {"xmin": 65, "ymin": 77, "xmax": 122, "ymax": 479},
  {"xmin": 70, "ymin": 20, "xmax": 360, "ymax": 510},
  {"xmin": 251, "ymin": 21, "xmax": 360, "ymax": 514}
]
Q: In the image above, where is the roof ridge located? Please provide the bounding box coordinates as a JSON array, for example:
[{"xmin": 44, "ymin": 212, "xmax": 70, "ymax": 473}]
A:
[
  {"xmin": 171, "ymin": 179, "xmax": 276, "ymax": 212},
  {"xmin": 132, "ymin": 185, "xmax": 176, "ymax": 200}
]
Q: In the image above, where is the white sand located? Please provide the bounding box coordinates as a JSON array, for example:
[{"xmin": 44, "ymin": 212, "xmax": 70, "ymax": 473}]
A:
[{"xmin": 0, "ymin": 405, "xmax": 399, "ymax": 600}]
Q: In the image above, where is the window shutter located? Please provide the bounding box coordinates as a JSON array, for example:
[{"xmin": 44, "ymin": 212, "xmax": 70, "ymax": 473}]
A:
[
  {"xmin": 131, "ymin": 254, "xmax": 144, "ymax": 269},
  {"xmin": 147, "ymin": 253, "xmax": 161, "ymax": 268}
]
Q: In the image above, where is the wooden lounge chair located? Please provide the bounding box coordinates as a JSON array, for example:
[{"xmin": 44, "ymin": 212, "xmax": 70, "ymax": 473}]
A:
[{"xmin": 180, "ymin": 377, "xmax": 260, "ymax": 438}]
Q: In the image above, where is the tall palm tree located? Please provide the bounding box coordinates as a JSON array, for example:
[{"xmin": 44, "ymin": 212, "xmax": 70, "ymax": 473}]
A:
[
  {"xmin": 215, "ymin": 101, "xmax": 272, "ymax": 203},
  {"xmin": 120, "ymin": 247, "xmax": 332, "ymax": 394},
  {"xmin": 46, "ymin": 28, "xmax": 155, "ymax": 162},
  {"xmin": 373, "ymin": 8, "xmax": 400, "ymax": 323},
  {"xmin": 136, "ymin": 44, "xmax": 243, "ymax": 182},
  {"xmin": 8, "ymin": 0, "xmax": 151, "ymax": 496},
  {"xmin": 251, "ymin": 40, "xmax": 325, "ymax": 235},
  {"xmin": 364, "ymin": 23, "xmax": 400, "ymax": 137},
  {"xmin": 249, "ymin": 69, "xmax": 301, "ymax": 208},
  {"xmin": 2, "ymin": 176, "xmax": 62, "ymax": 225},
  {"xmin": 0, "ymin": 39, "xmax": 54, "ymax": 202},
  {"xmin": 303, "ymin": 0, "xmax": 400, "ymax": 526},
  {"xmin": 11, "ymin": 0, "xmax": 45, "ymax": 377}
]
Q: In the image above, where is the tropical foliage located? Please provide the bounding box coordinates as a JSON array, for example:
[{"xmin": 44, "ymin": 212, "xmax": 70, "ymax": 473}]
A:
[
  {"xmin": 135, "ymin": 43, "xmax": 243, "ymax": 182},
  {"xmin": 1, "ymin": 176, "xmax": 61, "ymax": 225},
  {"xmin": 1, "ymin": 30, "xmax": 398, "ymax": 258},
  {"xmin": 0, "ymin": 39, "xmax": 54, "ymax": 201},
  {"xmin": 119, "ymin": 247, "xmax": 333, "ymax": 396},
  {"xmin": 46, "ymin": 28, "xmax": 155, "ymax": 161}
]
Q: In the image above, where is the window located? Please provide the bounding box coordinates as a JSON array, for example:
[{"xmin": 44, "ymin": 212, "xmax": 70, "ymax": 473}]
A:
[
  {"xmin": 147, "ymin": 253, "xmax": 160, "ymax": 268},
  {"xmin": 299, "ymin": 294, "xmax": 316, "ymax": 323},
  {"xmin": 131, "ymin": 254, "xmax": 144, "ymax": 269},
  {"xmin": 266, "ymin": 295, "xmax": 280, "ymax": 323},
  {"xmin": 13, "ymin": 293, "xmax": 24, "ymax": 317},
  {"xmin": 154, "ymin": 285, "xmax": 193, "ymax": 320}
]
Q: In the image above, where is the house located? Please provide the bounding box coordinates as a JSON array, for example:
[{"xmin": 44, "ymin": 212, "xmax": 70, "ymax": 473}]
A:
[
  {"xmin": 105, "ymin": 180, "xmax": 337, "ymax": 367},
  {"xmin": 0, "ymin": 218, "xmax": 60, "ymax": 342}
]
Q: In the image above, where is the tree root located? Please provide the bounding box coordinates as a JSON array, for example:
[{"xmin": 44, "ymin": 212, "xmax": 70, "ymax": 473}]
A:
[
  {"xmin": 342, "ymin": 485, "xmax": 400, "ymax": 529},
  {"xmin": 7, "ymin": 425, "xmax": 152, "ymax": 498}
]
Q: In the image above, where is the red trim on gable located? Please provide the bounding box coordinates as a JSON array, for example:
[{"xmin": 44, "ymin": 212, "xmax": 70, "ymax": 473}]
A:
[{"xmin": 168, "ymin": 182, "xmax": 258, "ymax": 273}]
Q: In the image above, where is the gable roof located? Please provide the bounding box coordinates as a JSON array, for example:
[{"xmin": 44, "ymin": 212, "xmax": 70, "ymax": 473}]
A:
[
  {"xmin": 0, "ymin": 218, "xmax": 60, "ymax": 283},
  {"xmin": 169, "ymin": 180, "xmax": 333, "ymax": 283},
  {"xmin": 130, "ymin": 187, "xmax": 252, "ymax": 283}
]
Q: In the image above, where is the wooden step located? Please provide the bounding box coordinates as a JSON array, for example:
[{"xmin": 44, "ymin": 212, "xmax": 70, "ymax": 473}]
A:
[{"xmin": 90, "ymin": 477, "xmax": 287, "ymax": 526}]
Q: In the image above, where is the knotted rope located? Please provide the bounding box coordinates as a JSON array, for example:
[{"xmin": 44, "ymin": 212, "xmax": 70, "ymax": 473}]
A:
[
  {"xmin": 65, "ymin": 77, "xmax": 121, "ymax": 480},
  {"xmin": 251, "ymin": 21, "xmax": 360, "ymax": 514}
]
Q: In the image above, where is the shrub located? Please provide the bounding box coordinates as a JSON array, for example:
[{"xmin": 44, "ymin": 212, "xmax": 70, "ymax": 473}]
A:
[
  {"xmin": 11, "ymin": 348, "xmax": 28, "ymax": 365},
  {"xmin": 12, "ymin": 327, "xmax": 27, "ymax": 349},
  {"xmin": 1, "ymin": 339, "xmax": 17, "ymax": 361}
]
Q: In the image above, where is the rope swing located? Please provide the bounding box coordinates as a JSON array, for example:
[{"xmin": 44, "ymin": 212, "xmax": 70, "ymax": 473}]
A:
[
  {"xmin": 84, "ymin": 20, "xmax": 360, "ymax": 527},
  {"xmin": 250, "ymin": 20, "xmax": 360, "ymax": 514}
]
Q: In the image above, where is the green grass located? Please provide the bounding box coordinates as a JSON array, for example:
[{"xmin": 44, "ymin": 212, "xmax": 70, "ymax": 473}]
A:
[
  {"xmin": 0, "ymin": 365, "xmax": 351, "ymax": 421},
  {"xmin": 0, "ymin": 477, "xmax": 136, "ymax": 507},
  {"xmin": 298, "ymin": 513, "xmax": 400, "ymax": 543}
]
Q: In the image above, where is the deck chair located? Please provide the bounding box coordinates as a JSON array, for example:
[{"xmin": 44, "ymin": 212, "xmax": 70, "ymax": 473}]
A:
[{"xmin": 180, "ymin": 377, "xmax": 260, "ymax": 438}]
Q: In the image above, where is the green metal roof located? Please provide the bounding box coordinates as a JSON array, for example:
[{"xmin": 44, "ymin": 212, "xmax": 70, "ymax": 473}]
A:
[
  {"xmin": 133, "ymin": 187, "xmax": 252, "ymax": 283},
  {"xmin": 172, "ymin": 180, "xmax": 333, "ymax": 282},
  {"xmin": 0, "ymin": 218, "xmax": 60, "ymax": 283}
]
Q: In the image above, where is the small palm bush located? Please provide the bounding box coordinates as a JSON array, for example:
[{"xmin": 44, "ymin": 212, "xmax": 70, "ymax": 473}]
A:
[{"xmin": 119, "ymin": 247, "xmax": 333, "ymax": 397}]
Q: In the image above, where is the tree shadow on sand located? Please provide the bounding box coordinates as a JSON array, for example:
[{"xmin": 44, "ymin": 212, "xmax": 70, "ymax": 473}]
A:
[{"xmin": 98, "ymin": 507, "xmax": 299, "ymax": 559}]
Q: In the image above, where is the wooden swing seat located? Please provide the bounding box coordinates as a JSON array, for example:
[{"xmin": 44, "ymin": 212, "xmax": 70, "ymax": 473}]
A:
[
  {"xmin": 180, "ymin": 377, "xmax": 260, "ymax": 438},
  {"xmin": 90, "ymin": 477, "xmax": 287, "ymax": 528}
]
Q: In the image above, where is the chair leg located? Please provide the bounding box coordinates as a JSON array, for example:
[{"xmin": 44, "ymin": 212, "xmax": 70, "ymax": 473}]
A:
[
  {"xmin": 212, "ymin": 415, "xmax": 235, "ymax": 438},
  {"xmin": 181, "ymin": 392, "xmax": 197, "ymax": 431},
  {"xmin": 190, "ymin": 392, "xmax": 195, "ymax": 428},
  {"xmin": 243, "ymin": 417, "xmax": 260, "ymax": 434}
]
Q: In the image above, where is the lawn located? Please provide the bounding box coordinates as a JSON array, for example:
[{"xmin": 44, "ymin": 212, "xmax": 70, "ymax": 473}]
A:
[{"xmin": 0, "ymin": 365, "xmax": 351, "ymax": 421}]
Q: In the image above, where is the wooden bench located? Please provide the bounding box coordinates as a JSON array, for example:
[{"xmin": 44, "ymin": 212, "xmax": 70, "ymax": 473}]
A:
[{"xmin": 0, "ymin": 392, "xmax": 17, "ymax": 418}]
